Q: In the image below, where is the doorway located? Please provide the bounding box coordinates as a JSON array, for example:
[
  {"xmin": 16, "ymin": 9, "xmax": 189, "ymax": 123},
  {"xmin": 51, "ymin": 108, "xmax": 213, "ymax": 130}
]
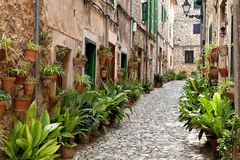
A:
[
  {"xmin": 121, "ymin": 53, "xmax": 127, "ymax": 79},
  {"xmin": 85, "ymin": 41, "xmax": 96, "ymax": 90}
]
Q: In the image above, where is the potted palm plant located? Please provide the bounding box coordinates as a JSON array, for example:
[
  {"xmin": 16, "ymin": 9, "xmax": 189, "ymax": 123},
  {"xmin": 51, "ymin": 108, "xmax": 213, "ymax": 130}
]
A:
[
  {"xmin": 74, "ymin": 74, "xmax": 92, "ymax": 92},
  {"xmin": 0, "ymin": 90, "xmax": 11, "ymax": 119},
  {"xmin": 1, "ymin": 67, "xmax": 16, "ymax": 92},
  {"xmin": 25, "ymin": 41, "xmax": 40, "ymax": 62},
  {"xmin": 154, "ymin": 74, "xmax": 164, "ymax": 88},
  {"xmin": 100, "ymin": 66, "xmax": 108, "ymax": 78},
  {"xmin": 24, "ymin": 76, "xmax": 36, "ymax": 95}
]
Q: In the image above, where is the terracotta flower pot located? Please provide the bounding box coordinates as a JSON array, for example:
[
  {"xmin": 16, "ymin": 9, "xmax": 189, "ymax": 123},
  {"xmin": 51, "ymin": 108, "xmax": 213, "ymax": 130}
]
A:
[
  {"xmin": 61, "ymin": 146, "xmax": 75, "ymax": 159},
  {"xmin": 16, "ymin": 75, "xmax": 27, "ymax": 85},
  {"xmin": 0, "ymin": 101, "xmax": 7, "ymax": 119},
  {"xmin": 209, "ymin": 67, "xmax": 218, "ymax": 80},
  {"xmin": 0, "ymin": 49, "xmax": 6, "ymax": 61},
  {"xmin": 206, "ymin": 134, "xmax": 218, "ymax": 154},
  {"xmin": 106, "ymin": 56, "xmax": 113, "ymax": 63},
  {"xmin": 73, "ymin": 58, "xmax": 88, "ymax": 66},
  {"xmin": 25, "ymin": 48, "xmax": 38, "ymax": 62},
  {"xmin": 117, "ymin": 70, "xmax": 124, "ymax": 78},
  {"xmin": 41, "ymin": 75, "xmax": 53, "ymax": 86},
  {"xmin": 2, "ymin": 77, "xmax": 16, "ymax": 92},
  {"xmin": 218, "ymin": 67, "xmax": 228, "ymax": 77},
  {"xmin": 75, "ymin": 83, "xmax": 86, "ymax": 92},
  {"xmin": 24, "ymin": 82, "xmax": 35, "ymax": 95},
  {"xmin": 210, "ymin": 48, "xmax": 219, "ymax": 62},
  {"xmin": 15, "ymin": 99, "xmax": 29, "ymax": 112},
  {"xmin": 101, "ymin": 70, "xmax": 107, "ymax": 78},
  {"xmin": 99, "ymin": 56, "xmax": 107, "ymax": 65},
  {"xmin": 154, "ymin": 82, "xmax": 162, "ymax": 88}
]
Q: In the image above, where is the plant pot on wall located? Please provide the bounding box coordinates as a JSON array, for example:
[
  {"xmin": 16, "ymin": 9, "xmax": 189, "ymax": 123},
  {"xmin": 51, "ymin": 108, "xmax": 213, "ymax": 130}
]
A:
[
  {"xmin": 0, "ymin": 49, "xmax": 6, "ymax": 61},
  {"xmin": 117, "ymin": 69, "xmax": 124, "ymax": 78},
  {"xmin": 106, "ymin": 56, "xmax": 113, "ymax": 63},
  {"xmin": 24, "ymin": 82, "xmax": 35, "ymax": 95},
  {"xmin": 99, "ymin": 56, "xmax": 107, "ymax": 65},
  {"xmin": 15, "ymin": 99, "xmax": 29, "ymax": 112},
  {"xmin": 74, "ymin": 83, "xmax": 86, "ymax": 93},
  {"xmin": 2, "ymin": 77, "xmax": 16, "ymax": 92},
  {"xmin": 210, "ymin": 48, "xmax": 219, "ymax": 62},
  {"xmin": 218, "ymin": 45, "xmax": 228, "ymax": 56},
  {"xmin": 0, "ymin": 101, "xmax": 7, "ymax": 119},
  {"xmin": 218, "ymin": 67, "xmax": 228, "ymax": 77},
  {"xmin": 16, "ymin": 75, "xmax": 27, "ymax": 85},
  {"xmin": 41, "ymin": 76, "xmax": 53, "ymax": 86},
  {"xmin": 100, "ymin": 70, "xmax": 107, "ymax": 78},
  {"xmin": 25, "ymin": 49, "xmax": 38, "ymax": 62},
  {"xmin": 73, "ymin": 57, "xmax": 88, "ymax": 66},
  {"xmin": 209, "ymin": 67, "xmax": 218, "ymax": 80}
]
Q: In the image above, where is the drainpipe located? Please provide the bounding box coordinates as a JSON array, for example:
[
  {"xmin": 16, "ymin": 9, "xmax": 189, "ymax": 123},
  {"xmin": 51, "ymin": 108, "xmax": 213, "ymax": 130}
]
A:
[
  {"xmin": 34, "ymin": 0, "xmax": 40, "ymax": 101},
  {"xmin": 130, "ymin": 0, "xmax": 134, "ymax": 48},
  {"xmin": 201, "ymin": 0, "xmax": 206, "ymax": 66},
  {"xmin": 145, "ymin": 0, "xmax": 149, "ymax": 83},
  {"xmin": 105, "ymin": 4, "xmax": 109, "ymax": 47}
]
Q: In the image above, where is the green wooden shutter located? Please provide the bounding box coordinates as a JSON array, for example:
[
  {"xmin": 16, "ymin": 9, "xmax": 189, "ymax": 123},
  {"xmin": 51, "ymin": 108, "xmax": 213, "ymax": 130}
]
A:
[
  {"xmin": 142, "ymin": 2, "xmax": 148, "ymax": 22},
  {"xmin": 150, "ymin": 0, "xmax": 153, "ymax": 33},
  {"xmin": 154, "ymin": 0, "xmax": 158, "ymax": 35},
  {"xmin": 162, "ymin": 5, "xmax": 166, "ymax": 23}
]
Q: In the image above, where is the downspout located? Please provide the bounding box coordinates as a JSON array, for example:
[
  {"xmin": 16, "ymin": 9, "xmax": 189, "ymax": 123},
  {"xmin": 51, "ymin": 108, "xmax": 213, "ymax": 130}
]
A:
[
  {"xmin": 105, "ymin": 4, "xmax": 109, "ymax": 46},
  {"xmin": 201, "ymin": 0, "xmax": 206, "ymax": 66},
  {"xmin": 130, "ymin": 0, "xmax": 134, "ymax": 48},
  {"xmin": 145, "ymin": 0, "xmax": 149, "ymax": 83},
  {"xmin": 34, "ymin": 0, "xmax": 40, "ymax": 101}
]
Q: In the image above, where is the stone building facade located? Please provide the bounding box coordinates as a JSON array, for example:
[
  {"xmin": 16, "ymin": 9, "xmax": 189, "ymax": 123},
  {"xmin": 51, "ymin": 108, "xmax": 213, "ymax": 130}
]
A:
[{"xmin": 173, "ymin": 0, "xmax": 201, "ymax": 74}]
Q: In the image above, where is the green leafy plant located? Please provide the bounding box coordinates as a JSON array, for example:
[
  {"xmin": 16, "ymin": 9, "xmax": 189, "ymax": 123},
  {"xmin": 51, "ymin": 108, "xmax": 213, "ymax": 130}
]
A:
[
  {"xmin": 55, "ymin": 46, "xmax": 68, "ymax": 62},
  {"xmin": 74, "ymin": 74, "xmax": 92, "ymax": 90},
  {"xmin": 26, "ymin": 41, "xmax": 40, "ymax": 50},
  {"xmin": 4, "ymin": 101, "xmax": 62, "ymax": 160},
  {"xmin": 154, "ymin": 74, "xmax": 165, "ymax": 83},
  {"xmin": 0, "ymin": 123, "xmax": 7, "ymax": 149},
  {"xmin": 102, "ymin": 47, "xmax": 112, "ymax": 57},
  {"xmin": 218, "ymin": 78, "xmax": 233, "ymax": 95},
  {"xmin": 40, "ymin": 32, "xmax": 52, "ymax": 47},
  {"xmin": 142, "ymin": 82, "xmax": 153, "ymax": 92},
  {"xmin": 176, "ymin": 71, "xmax": 187, "ymax": 80},
  {"xmin": 204, "ymin": 42, "xmax": 218, "ymax": 59},
  {"xmin": 0, "ymin": 90, "xmax": 11, "ymax": 101},
  {"xmin": 164, "ymin": 70, "xmax": 176, "ymax": 81},
  {"xmin": 25, "ymin": 76, "xmax": 36, "ymax": 83},
  {"xmin": 41, "ymin": 64, "xmax": 64, "ymax": 76}
]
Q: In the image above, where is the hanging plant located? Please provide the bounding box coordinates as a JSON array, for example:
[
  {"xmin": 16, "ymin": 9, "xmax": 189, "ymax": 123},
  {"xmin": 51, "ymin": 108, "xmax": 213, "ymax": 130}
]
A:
[
  {"xmin": 55, "ymin": 46, "xmax": 68, "ymax": 62},
  {"xmin": 73, "ymin": 52, "xmax": 88, "ymax": 66},
  {"xmin": 25, "ymin": 41, "xmax": 40, "ymax": 62}
]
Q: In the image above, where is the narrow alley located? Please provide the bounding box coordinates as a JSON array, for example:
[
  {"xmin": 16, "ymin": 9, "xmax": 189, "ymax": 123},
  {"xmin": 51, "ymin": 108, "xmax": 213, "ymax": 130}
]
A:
[{"xmin": 74, "ymin": 81, "xmax": 210, "ymax": 160}]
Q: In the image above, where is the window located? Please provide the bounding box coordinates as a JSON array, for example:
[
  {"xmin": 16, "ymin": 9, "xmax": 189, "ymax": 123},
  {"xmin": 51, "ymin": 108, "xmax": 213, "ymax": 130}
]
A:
[
  {"xmin": 209, "ymin": 24, "xmax": 212, "ymax": 43},
  {"xmin": 194, "ymin": 0, "xmax": 201, "ymax": 9},
  {"xmin": 185, "ymin": 50, "xmax": 194, "ymax": 63},
  {"xmin": 142, "ymin": 2, "xmax": 148, "ymax": 22},
  {"xmin": 193, "ymin": 24, "xmax": 200, "ymax": 34}
]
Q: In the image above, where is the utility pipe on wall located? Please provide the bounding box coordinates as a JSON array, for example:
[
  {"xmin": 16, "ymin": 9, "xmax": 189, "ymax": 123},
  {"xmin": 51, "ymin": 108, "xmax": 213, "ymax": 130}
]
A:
[
  {"xmin": 130, "ymin": 0, "xmax": 134, "ymax": 48},
  {"xmin": 34, "ymin": 0, "xmax": 40, "ymax": 101}
]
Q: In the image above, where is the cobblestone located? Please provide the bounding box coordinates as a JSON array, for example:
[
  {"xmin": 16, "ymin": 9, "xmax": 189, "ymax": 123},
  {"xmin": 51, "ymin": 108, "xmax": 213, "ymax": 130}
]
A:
[{"xmin": 73, "ymin": 81, "xmax": 212, "ymax": 160}]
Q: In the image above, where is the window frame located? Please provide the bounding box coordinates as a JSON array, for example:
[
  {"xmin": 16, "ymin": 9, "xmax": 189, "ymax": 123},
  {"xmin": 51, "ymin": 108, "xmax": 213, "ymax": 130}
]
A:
[
  {"xmin": 184, "ymin": 50, "xmax": 194, "ymax": 64},
  {"xmin": 193, "ymin": 24, "xmax": 201, "ymax": 34}
]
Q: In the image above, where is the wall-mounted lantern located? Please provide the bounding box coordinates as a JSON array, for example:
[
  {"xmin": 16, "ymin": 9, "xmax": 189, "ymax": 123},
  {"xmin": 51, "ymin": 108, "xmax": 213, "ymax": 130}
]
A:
[{"xmin": 220, "ymin": 26, "xmax": 226, "ymax": 37}]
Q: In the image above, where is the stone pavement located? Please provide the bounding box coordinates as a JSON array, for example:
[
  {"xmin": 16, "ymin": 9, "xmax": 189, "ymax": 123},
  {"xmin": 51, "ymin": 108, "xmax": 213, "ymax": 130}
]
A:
[{"xmin": 73, "ymin": 81, "xmax": 212, "ymax": 160}]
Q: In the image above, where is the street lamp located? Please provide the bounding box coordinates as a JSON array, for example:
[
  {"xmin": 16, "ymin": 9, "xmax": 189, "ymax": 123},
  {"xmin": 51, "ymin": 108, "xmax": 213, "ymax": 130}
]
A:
[
  {"xmin": 182, "ymin": 0, "xmax": 202, "ymax": 20},
  {"xmin": 182, "ymin": 0, "xmax": 191, "ymax": 15}
]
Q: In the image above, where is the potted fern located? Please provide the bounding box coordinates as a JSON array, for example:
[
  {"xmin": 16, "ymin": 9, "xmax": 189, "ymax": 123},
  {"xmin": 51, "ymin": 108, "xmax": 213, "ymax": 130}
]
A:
[
  {"xmin": 41, "ymin": 63, "xmax": 64, "ymax": 85},
  {"xmin": 154, "ymin": 74, "xmax": 164, "ymax": 88},
  {"xmin": 0, "ymin": 90, "xmax": 11, "ymax": 119},
  {"xmin": 74, "ymin": 74, "xmax": 92, "ymax": 92},
  {"xmin": 1, "ymin": 67, "xmax": 16, "ymax": 92},
  {"xmin": 25, "ymin": 41, "xmax": 40, "ymax": 62}
]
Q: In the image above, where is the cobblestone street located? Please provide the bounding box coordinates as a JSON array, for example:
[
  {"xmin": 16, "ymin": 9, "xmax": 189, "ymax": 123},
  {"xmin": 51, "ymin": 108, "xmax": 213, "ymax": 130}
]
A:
[{"xmin": 73, "ymin": 81, "xmax": 211, "ymax": 160}]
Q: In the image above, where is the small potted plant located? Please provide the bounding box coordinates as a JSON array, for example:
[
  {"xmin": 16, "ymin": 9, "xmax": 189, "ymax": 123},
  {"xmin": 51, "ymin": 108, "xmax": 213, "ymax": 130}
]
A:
[
  {"xmin": 143, "ymin": 82, "xmax": 153, "ymax": 94},
  {"xmin": 13, "ymin": 67, "xmax": 28, "ymax": 85},
  {"xmin": 0, "ymin": 90, "xmax": 11, "ymax": 119},
  {"xmin": 104, "ymin": 47, "xmax": 113, "ymax": 63},
  {"xmin": 55, "ymin": 46, "xmax": 68, "ymax": 63},
  {"xmin": 117, "ymin": 68, "xmax": 124, "ymax": 78},
  {"xmin": 15, "ymin": 96, "xmax": 30, "ymax": 112},
  {"xmin": 205, "ymin": 43, "xmax": 218, "ymax": 63},
  {"xmin": 74, "ymin": 73, "xmax": 92, "ymax": 92},
  {"xmin": 218, "ymin": 65, "xmax": 228, "ymax": 77},
  {"xmin": 1, "ymin": 67, "xmax": 16, "ymax": 92},
  {"xmin": 100, "ymin": 66, "xmax": 108, "ymax": 78},
  {"xmin": 154, "ymin": 74, "xmax": 164, "ymax": 88},
  {"xmin": 209, "ymin": 66, "xmax": 218, "ymax": 80},
  {"xmin": 24, "ymin": 76, "xmax": 36, "ymax": 95},
  {"xmin": 0, "ymin": 35, "xmax": 12, "ymax": 61},
  {"xmin": 73, "ymin": 52, "xmax": 88, "ymax": 66},
  {"xmin": 25, "ymin": 41, "xmax": 40, "ymax": 62},
  {"xmin": 41, "ymin": 64, "xmax": 64, "ymax": 85}
]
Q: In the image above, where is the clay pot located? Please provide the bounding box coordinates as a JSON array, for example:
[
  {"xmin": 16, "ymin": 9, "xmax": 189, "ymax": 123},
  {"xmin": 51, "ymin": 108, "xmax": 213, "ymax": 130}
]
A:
[
  {"xmin": 15, "ymin": 99, "xmax": 29, "ymax": 112},
  {"xmin": 2, "ymin": 77, "xmax": 16, "ymax": 92},
  {"xmin": 25, "ymin": 48, "xmax": 38, "ymax": 62},
  {"xmin": 41, "ymin": 75, "xmax": 53, "ymax": 86},
  {"xmin": 209, "ymin": 67, "xmax": 218, "ymax": 80},
  {"xmin": 16, "ymin": 75, "xmax": 27, "ymax": 85},
  {"xmin": 106, "ymin": 56, "xmax": 113, "ymax": 63},
  {"xmin": 224, "ymin": 86, "xmax": 234, "ymax": 102},
  {"xmin": 210, "ymin": 48, "xmax": 219, "ymax": 62},
  {"xmin": 154, "ymin": 82, "xmax": 162, "ymax": 88},
  {"xmin": 218, "ymin": 45, "xmax": 228, "ymax": 56},
  {"xmin": 218, "ymin": 67, "xmax": 228, "ymax": 77},
  {"xmin": 206, "ymin": 134, "xmax": 218, "ymax": 154},
  {"xmin": 99, "ymin": 56, "xmax": 107, "ymax": 65},
  {"xmin": 24, "ymin": 82, "xmax": 35, "ymax": 95},
  {"xmin": 0, "ymin": 101, "xmax": 7, "ymax": 119},
  {"xmin": 73, "ymin": 57, "xmax": 88, "ymax": 66},
  {"xmin": 60, "ymin": 146, "xmax": 75, "ymax": 159},
  {"xmin": 0, "ymin": 49, "xmax": 6, "ymax": 61},
  {"xmin": 117, "ymin": 70, "xmax": 124, "ymax": 78},
  {"xmin": 101, "ymin": 70, "xmax": 107, "ymax": 78},
  {"xmin": 75, "ymin": 83, "xmax": 86, "ymax": 93}
]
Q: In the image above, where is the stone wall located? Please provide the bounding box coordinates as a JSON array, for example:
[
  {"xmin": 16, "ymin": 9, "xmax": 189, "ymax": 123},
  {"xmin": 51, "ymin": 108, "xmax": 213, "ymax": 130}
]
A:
[{"xmin": 173, "ymin": 0, "xmax": 201, "ymax": 75}]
